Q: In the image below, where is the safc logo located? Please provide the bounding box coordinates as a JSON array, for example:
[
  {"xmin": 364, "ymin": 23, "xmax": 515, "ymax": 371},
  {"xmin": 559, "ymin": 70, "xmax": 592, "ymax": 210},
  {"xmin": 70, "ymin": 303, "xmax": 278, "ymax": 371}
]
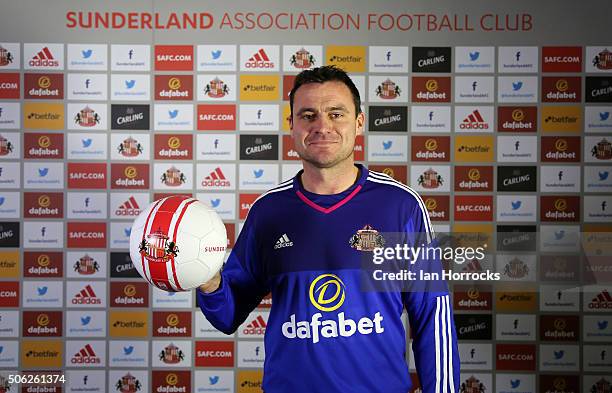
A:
[
  {"xmin": 282, "ymin": 274, "xmax": 384, "ymax": 344},
  {"xmin": 155, "ymin": 45, "xmax": 194, "ymax": 71}
]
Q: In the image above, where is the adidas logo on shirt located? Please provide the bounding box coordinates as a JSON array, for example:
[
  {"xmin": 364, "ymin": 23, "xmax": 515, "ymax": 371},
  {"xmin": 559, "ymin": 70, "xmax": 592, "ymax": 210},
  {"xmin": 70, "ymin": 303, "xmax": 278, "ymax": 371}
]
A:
[{"xmin": 274, "ymin": 233, "xmax": 293, "ymax": 249}]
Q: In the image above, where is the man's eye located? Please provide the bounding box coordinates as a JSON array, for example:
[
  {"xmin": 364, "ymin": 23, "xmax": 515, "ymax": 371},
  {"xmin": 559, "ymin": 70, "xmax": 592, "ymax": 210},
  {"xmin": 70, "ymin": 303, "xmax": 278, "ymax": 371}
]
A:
[
  {"xmin": 302, "ymin": 113, "xmax": 315, "ymax": 120},
  {"xmin": 330, "ymin": 112, "xmax": 343, "ymax": 119}
]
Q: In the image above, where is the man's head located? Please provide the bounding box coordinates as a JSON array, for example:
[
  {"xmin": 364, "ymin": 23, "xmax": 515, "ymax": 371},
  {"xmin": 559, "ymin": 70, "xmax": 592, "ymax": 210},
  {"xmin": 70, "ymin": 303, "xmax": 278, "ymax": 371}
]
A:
[
  {"xmin": 289, "ymin": 65, "xmax": 362, "ymax": 118},
  {"xmin": 289, "ymin": 66, "xmax": 364, "ymax": 169}
]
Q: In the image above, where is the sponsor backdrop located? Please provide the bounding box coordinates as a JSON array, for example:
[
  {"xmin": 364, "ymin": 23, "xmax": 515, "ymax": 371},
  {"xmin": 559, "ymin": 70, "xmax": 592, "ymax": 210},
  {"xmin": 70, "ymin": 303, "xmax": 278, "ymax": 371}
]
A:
[{"xmin": 0, "ymin": 0, "xmax": 611, "ymax": 392}]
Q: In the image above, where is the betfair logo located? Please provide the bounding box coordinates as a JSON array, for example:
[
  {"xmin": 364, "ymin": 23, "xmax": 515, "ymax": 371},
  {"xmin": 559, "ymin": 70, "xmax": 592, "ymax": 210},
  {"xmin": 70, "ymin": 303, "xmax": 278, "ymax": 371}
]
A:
[{"xmin": 309, "ymin": 274, "xmax": 346, "ymax": 312}]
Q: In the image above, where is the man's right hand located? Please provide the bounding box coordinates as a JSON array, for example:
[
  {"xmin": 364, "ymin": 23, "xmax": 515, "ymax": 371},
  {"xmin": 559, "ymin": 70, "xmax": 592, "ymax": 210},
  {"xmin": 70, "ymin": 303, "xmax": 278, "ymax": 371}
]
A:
[{"xmin": 199, "ymin": 271, "xmax": 222, "ymax": 293}]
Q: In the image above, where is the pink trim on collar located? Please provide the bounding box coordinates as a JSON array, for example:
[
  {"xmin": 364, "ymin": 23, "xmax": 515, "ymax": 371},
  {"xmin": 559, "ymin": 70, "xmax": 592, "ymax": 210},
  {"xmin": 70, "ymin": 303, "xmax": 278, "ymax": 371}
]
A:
[{"xmin": 295, "ymin": 185, "xmax": 362, "ymax": 214}]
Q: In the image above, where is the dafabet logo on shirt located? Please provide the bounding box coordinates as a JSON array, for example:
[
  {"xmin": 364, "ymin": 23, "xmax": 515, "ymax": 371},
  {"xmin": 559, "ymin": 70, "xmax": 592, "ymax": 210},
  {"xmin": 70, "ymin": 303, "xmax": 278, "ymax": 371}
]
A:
[
  {"xmin": 21, "ymin": 340, "xmax": 63, "ymax": 368},
  {"xmin": 239, "ymin": 75, "xmax": 279, "ymax": 101},
  {"xmin": 23, "ymin": 103, "xmax": 64, "ymax": 129},
  {"xmin": 326, "ymin": 46, "xmax": 366, "ymax": 72}
]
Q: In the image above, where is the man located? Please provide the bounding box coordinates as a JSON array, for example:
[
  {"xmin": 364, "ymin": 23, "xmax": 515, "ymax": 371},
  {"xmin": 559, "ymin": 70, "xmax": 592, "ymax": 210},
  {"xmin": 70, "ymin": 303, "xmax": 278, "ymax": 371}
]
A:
[{"xmin": 198, "ymin": 66, "xmax": 460, "ymax": 392}]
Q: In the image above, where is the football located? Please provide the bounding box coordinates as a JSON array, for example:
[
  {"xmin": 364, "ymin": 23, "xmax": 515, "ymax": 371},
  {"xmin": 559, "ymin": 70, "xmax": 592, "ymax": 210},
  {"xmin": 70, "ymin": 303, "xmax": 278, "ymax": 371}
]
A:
[{"xmin": 129, "ymin": 195, "xmax": 227, "ymax": 291}]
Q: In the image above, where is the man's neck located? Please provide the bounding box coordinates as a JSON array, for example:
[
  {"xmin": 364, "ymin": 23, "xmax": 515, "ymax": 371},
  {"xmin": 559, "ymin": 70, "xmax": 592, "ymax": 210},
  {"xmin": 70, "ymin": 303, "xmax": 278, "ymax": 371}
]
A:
[{"xmin": 300, "ymin": 160, "xmax": 359, "ymax": 195}]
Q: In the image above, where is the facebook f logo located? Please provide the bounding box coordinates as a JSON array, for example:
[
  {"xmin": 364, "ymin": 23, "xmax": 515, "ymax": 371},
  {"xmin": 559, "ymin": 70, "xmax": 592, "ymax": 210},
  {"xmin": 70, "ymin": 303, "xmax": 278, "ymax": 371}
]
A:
[
  {"xmin": 515, "ymin": 141, "xmax": 520, "ymax": 150},
  {"xmin": 515, "ymin": 51, "xmax": 521, "ymax": 61},
  {"xmin": 255, "ymin": 346, "xmax": 260, "ymax": 356},
  {"xmin": 41, "ymin": 227, "xmax": 46, "ymax": 237},
  {"xmin": 472, "ymin": 81, "xmax": 477, "ymax": 91},
  {"xmin": 128, "ymin": 49, "xmax": 134, "ymax": 59},
  {"xmin": 85, "ymin": 79, "xmax": 91, "ymax": 89},
  {"xmin": 602, "ymin": 201, "xmax": 607, "ymax": 211},
  {"xmin": 428, "ymin": 111, "xmax": 434, "ymax": 121},
  {"xmin": 0, "ymin": 108, "xmax": 3, "ymax": 117},
  {"xmin": 386, "ymin": 51, "xmax": 391, "ymax": 61},
  {"xmin": 214, "ymin": 139, "xmax": 219, "ymax": 148},
  {"xmin": 257, "ymin": 109, "xmax": 262, "ymax": 119},
  {"xmin": 84, "ymin": 197, "xmax": 90, "ymax": 207}
]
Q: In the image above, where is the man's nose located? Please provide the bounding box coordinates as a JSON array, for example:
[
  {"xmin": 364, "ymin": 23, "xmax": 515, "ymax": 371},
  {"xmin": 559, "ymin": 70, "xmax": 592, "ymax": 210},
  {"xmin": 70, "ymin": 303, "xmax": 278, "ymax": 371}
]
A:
[{"xmin": 311, "ymin": 115, "xmax": 333, "ymax": 133}]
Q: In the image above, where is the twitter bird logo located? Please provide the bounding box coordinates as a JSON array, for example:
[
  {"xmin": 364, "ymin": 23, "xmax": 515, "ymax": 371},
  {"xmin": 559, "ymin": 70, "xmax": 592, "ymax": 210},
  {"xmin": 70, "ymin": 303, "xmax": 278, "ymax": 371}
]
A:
[
  {"xmin": 209, "ymin": 376, "xmax": 220, "ymax": 385},
  {"xmin": 0, "ymin": 346, "xmax": 3, "ymax": 355},
  {"xmin": 82, "ymin": 49, "xmax": 93, "ymax": 59},
  {"xmin": 510, "ymin": 380, "xmax": 520, "ymax": 389},
  {"xmin": 37, "ymin": 286, "xmax": 48, "ymax": 296},
  {"xmin": 123, "ymin": 346, "xmax": 134, "ymax": 355},
  {"xmin": 383, "ymin": 141, "xmax": 392, "ymax": 150},
  {"xmin": 125, "ymin": 80, "xmax": 136, "ymax": 89},
  {"xmin": 554, "ymin": 230, "xmax": 565, "ymax": 240},
  {"xmin": 511, "ymin": 201, "xmax": 522, "ymax": 210},
  {"xmin": 38, "ymin": 168, "xmax": 49, "ymax": 177},
  {"xmin": 600, "ymin": 112, "xmax": 610, "ymax": 121},
  {"xmin": 599, "ymin": 171, "xmax": 609, "ymax": 181},
  {"xmin": 168, "ymin": 110, "xmax": 179, "ymax": 119},
  {"xmin": 211, "ymin": 50, "xmax": 222, "ymax": 60},
  {"xmin": 254, "ymin": 169, "xmax": 264, "ymax": 178},
  {"xmin": 124, "ymin": 227, "xmax": 131, "ymax": 237},
  {"xmin": 81, "ymin": 316, "xmax": 91, "ymax": 326},
  {"xmin": 512, "ymin": 81, "xmax": 523, "ymax": 91},
  {"xmin": 554, "ymin": 350, "xmax": 564, "ymax": 359},
  {"xmin": 469, "ymin": 51, "xmax": 480, "ymax": 61},
  {"xmin": 598, "ymin": 320, "xmax": 608, "ymax": 330},
  {"xmin": 0, "ymin": 197, "xmax": 4, "ymax": 206},
  {"xmin": 82, "ymin": 139, "xmax": 92, "ymax": 148},
  {"xmin": 211, "ymin": 199, "xmax": 221, "ymax": 208}
]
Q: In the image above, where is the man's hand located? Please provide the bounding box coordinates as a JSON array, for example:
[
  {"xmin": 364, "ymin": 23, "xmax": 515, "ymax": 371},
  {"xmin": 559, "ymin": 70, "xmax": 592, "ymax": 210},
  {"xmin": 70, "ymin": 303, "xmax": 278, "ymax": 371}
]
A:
[{"xmin": 199, "ymin": 271, "xmax": 222, "ymax": 293}]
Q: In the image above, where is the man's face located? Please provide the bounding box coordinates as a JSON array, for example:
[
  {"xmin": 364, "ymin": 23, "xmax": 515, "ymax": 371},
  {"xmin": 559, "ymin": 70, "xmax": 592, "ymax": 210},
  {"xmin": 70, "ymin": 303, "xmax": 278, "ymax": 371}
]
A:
[{"xmin": 290, "ymin": 81, "xmax": 364, "ymax": 168}]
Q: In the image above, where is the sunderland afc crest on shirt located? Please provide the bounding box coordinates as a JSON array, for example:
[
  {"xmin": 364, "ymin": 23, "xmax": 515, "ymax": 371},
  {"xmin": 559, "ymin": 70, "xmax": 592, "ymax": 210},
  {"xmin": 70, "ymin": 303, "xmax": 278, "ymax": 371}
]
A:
[{"xmin": 349, "ymin": 224, "xmax": 385, "ymax": 251}]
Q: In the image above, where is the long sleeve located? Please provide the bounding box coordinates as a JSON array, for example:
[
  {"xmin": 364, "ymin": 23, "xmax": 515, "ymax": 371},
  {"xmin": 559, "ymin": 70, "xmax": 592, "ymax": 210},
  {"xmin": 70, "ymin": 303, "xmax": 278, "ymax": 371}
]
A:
[
  {"xmin": 403, "ymin": 197, "xmax": 460, "ymax": 393},
  {"xmin": 196, "ymin": 210, "xmax": 269, "ymax": 334}
]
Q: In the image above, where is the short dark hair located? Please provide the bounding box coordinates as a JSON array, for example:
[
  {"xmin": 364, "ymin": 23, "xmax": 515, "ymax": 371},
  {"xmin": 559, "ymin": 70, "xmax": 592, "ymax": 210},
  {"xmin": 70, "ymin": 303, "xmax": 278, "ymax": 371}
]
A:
[{"xmin": 289, "ymin": 65, "xmax": 362, "ymax": 118}]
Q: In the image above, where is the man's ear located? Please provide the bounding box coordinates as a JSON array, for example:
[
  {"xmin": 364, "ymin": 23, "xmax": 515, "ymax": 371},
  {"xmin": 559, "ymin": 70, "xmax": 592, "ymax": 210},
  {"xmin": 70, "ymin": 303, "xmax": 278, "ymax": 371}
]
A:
[
  {"xmin": 288, "ymin": 114, "xmax": 293, "ymax": 135},
  {"xmin": 356, "ymin": 111, "xmax": 365, "ymax": 136}
]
